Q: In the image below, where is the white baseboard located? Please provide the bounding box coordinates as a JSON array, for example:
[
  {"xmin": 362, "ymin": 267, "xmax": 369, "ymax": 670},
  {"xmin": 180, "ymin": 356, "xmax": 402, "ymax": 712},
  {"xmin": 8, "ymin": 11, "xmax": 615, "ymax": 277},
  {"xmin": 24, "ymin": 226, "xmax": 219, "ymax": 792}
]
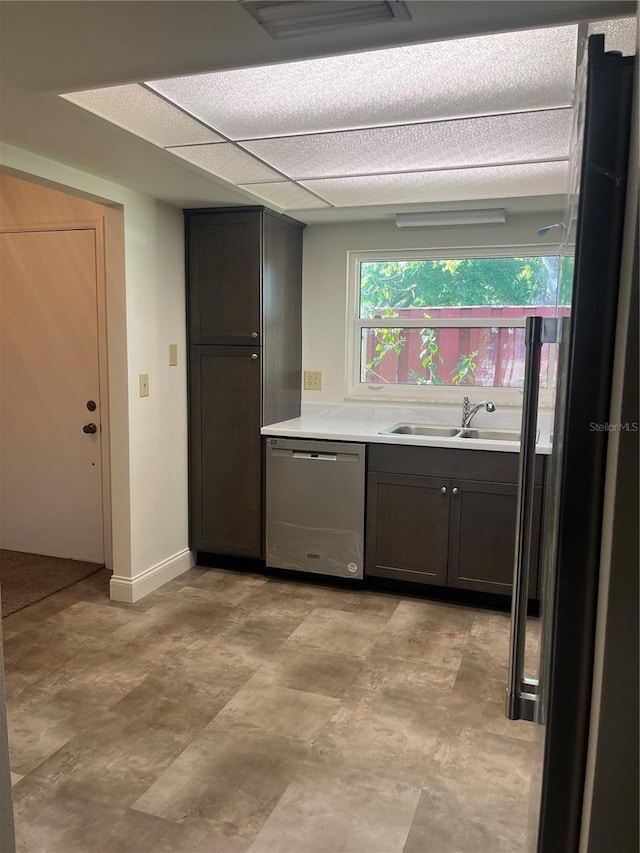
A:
[{"xmin": 109, "ymin": 548, "xmax": 195, "ymax": 603}]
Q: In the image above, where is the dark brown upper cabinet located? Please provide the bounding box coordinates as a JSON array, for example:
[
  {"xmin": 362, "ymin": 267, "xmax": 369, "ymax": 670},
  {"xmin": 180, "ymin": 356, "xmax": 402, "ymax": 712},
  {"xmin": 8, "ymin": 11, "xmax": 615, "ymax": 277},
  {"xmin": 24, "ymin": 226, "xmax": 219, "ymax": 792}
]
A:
[
  {"xmin": 185, "ymin": 207, "xmax": 305, "ymax": 557},
  {"xmin": 187, "ymin": 210, "xmax": 262, "ymax": 346}
]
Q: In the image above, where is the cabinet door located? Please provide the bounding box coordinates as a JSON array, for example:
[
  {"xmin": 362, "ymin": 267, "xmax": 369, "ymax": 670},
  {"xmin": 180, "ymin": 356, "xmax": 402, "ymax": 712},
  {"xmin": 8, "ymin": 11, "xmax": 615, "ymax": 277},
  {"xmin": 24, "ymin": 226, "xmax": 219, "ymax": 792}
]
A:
[
  {"xmin": 189, "ymin": 346, "xmax": 263, "ymax": 557},
  {"xmin": 447, "ymin": 479, "xmax": 542, "ymax": 597},
  {"xmin": 187, "ymin": 211, "xmax": 261, "ymax": 345},
  {"xmin": 366, "ymin": 473, "xmax": 449, "ymax": 585}
]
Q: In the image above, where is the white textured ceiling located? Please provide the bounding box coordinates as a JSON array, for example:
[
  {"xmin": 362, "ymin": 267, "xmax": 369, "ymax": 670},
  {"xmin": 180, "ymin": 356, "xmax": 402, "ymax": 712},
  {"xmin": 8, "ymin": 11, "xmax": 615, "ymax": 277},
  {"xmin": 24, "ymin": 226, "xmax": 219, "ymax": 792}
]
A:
[
  {"xmin": 145, "ymin": 26, "xmax": 578, "ymax": 138},
  {"xmin": 64, "ymin": 24, "xmax": 584, "ymax": 212},
  {"xmin": 299, "ymin": 161, "xmax": 570, "ymax": 207},
  {"xmin": 237, "ymin": 110, "xmax": 574, "ymax": 180},
  {"xmin": 1, "ymin": 1, "xmax": 636, "ymax": 221}
]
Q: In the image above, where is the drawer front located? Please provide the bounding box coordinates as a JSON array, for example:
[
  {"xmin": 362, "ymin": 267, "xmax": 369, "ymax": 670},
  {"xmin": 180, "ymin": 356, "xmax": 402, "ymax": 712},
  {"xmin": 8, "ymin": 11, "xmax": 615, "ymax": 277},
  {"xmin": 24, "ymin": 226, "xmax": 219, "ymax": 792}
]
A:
[{"xmin": 368, "ymin": 443, "xmax": 544, "ymax": 486}]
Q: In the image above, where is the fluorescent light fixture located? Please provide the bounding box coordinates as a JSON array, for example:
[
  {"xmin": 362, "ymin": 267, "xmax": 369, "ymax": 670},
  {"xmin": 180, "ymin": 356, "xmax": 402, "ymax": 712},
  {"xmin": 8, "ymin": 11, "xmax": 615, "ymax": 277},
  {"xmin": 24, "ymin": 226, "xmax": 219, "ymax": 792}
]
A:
[
  {"xmin": 395, "ymin": 209, "xmax": 507, "ymax": 228},
  {"xmin": 242, "ymin": 1, "xmax": 411, "ymax": 39}
]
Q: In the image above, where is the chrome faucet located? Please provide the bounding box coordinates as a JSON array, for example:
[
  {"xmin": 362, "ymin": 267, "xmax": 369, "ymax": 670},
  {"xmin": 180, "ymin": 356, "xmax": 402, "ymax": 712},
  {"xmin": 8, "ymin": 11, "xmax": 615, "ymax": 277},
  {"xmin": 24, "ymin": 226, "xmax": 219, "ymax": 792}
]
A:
[{"xmin": 461, "ymin": 396, "xmax": 496, "ymax": 428}]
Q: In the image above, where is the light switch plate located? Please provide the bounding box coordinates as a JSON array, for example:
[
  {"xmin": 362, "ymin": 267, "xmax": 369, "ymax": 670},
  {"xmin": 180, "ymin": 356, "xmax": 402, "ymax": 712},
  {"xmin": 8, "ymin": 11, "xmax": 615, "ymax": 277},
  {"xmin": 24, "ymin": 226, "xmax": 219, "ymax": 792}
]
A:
[
  {"xmin": 168, "ymin": 343, "xmax": 178, "ymax": 366},
  {"xmin": 304, "ymin": 370, "xmax": 322, "ymax": 391},
  {"xmin": 139, "ymin": 373, "xmax": 149, "ymax": 397}
]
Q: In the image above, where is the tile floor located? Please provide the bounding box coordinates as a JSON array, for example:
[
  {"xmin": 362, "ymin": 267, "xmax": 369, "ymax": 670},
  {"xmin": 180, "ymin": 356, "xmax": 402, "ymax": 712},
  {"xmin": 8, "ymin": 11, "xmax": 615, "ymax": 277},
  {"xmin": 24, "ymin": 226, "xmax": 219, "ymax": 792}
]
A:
[{"xmin": 3, "ymin": 566, "xmax": 540, "ymax": 852}]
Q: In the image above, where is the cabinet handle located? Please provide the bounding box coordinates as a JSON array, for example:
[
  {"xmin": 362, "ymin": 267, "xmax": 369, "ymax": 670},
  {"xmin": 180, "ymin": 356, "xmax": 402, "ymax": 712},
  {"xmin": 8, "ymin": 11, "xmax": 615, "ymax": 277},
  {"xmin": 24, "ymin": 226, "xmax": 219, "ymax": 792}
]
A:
[
  {"xmin": 440, "ymin": 486, "xmax": 447, "ymax": 494},
  {"xmin": 251, "ymin": 332, "xmax": 259, "ymax": 339},
  {"xmin": 452, "ymin": 487, "xmax": 460, "ymax": 496},
  {"xmin": 251, "ymin": 353, "xmax": 259, "ymax": 360}
]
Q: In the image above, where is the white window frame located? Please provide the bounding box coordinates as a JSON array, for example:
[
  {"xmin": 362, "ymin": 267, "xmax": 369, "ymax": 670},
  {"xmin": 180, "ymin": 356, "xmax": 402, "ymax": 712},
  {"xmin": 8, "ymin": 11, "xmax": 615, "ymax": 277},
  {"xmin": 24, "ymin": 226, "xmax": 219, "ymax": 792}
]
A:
[{"xmin": 345, "ymin": 245, "xmax": 560, "ymax": 407}]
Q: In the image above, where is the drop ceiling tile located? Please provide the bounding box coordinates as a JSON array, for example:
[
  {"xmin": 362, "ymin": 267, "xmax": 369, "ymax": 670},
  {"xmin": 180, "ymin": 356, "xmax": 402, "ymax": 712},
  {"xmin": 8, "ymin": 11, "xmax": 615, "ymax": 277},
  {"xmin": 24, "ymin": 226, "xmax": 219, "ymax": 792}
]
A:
[
  {"xmin": 239, "ymin": 181, "xmax": 330, "ymax": 210},
  {"xmin": 168, "ymin": 144, "xmax": 283, "ymax": 184},
  {"xmin": 62, "ymin": 84, "xmax": 223, "ymax": 147},
  {"xmin": 146, "ymin": 25, "xmax": 577, "ymax": 139},
  {"xmin": 589, "ymin": 17, "xmax": 637, "ymax": 56},
  {"xmin": 300, "ymin": 161, "xmax": 569, "ymax": 207},
  {"xmin": 240, "ymin": 109, "xmax": 573, "ymax": 179}
]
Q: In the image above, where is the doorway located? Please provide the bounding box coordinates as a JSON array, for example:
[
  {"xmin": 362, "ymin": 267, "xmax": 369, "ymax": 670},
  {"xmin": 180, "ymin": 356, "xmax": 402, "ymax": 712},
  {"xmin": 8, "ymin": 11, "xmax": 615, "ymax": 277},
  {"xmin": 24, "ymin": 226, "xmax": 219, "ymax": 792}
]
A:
[
  {"xmin": 0, "ymin": 170, "xmax": 120, "ymax": 600},
  {"xmin": 0, "ymin": 228, "xmax": 105, "ymax": 564}
]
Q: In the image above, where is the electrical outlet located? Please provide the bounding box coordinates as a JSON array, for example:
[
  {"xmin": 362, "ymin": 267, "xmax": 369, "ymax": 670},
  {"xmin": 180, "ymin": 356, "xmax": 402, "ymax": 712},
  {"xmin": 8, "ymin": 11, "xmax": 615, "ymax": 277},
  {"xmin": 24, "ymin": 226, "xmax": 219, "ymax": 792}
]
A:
[
  {"xmin": 304, "ymin": 370, "xmax": 322, "ymax": 391},
  {"xmin": 168, "ymin": 343, "xmax": 178, "ymax": 366},
  {"xmin": 139, "ymin": 373, "xmax": 149, "ymax": 397}
]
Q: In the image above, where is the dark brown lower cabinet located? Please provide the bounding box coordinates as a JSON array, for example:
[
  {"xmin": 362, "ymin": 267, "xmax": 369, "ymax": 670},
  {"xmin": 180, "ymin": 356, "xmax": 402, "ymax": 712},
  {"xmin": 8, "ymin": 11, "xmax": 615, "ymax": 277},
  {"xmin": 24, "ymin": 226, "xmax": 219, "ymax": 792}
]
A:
[
  {"xmin": 366, "ymin": 473, "xmax": 450, "ymax": 585},
  {"xmin": 366, "ymin": 446, "xmax": 545, "ymax": 599},
  {"xmin": 189, "ymin": 345, "xmax": 263, "ymax": 557},
  {"xmin": 447, "ymin": 479, "xmax": 542, "ymax": 597}
]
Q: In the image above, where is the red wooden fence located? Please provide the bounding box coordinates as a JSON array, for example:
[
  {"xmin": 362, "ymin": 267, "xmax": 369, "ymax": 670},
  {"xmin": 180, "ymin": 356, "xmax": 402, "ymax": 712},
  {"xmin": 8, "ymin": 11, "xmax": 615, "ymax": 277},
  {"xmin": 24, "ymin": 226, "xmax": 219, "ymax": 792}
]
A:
[{"xmin": 363, "ymin": 306, "xmax": 571, "ymax": 387}]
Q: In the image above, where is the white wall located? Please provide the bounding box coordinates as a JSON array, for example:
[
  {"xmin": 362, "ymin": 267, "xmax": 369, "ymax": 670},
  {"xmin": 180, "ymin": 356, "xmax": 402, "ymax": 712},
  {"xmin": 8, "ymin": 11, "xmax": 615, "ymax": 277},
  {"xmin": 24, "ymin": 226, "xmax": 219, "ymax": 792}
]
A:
[
  {"xmin": 120, "ymin": 195, "xmax": 190, "ymax": 588},
  {"xmin": 0, "ymin": 143, "xmax": 192, "ymax": 600},
  {"xmin": 301, "ymin": 214, "xmax": 563, "ymax": 404}
]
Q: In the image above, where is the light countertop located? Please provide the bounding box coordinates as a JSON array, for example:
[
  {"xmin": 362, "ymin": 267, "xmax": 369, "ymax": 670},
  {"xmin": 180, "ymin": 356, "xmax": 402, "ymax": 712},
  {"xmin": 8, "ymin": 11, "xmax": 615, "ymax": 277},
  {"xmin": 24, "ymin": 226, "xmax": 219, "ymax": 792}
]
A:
[{"xmin": 261, "ymin": 402, "xmax": 553, "ymax": 455}]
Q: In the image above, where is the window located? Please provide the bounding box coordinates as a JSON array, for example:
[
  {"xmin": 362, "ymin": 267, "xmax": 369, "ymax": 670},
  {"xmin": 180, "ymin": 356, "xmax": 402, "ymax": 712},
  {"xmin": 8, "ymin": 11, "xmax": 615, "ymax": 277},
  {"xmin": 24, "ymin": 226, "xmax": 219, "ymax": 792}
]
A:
[{"xmin": 346, "ymin": 248, "xmax": 573, "ymax": 404}]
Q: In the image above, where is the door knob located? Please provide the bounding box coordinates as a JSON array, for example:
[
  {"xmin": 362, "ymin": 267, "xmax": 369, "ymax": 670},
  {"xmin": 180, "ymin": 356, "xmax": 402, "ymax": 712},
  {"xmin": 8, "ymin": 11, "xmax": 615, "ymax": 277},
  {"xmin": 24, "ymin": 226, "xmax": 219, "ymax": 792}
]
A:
[
  {"xmin": 251, "ymin": 353, "xmax": 259, "ymax": 360},
  {"xmin": 452, "ymin": 487, "xmax": 460, "ymax": 495},
  {"xmin": 440, "ymin": 486, "xmax": 447, "ymax": 494},
  {"xmin": 83, "ymin": 423, "xmax": 97, "ymax": 434}
]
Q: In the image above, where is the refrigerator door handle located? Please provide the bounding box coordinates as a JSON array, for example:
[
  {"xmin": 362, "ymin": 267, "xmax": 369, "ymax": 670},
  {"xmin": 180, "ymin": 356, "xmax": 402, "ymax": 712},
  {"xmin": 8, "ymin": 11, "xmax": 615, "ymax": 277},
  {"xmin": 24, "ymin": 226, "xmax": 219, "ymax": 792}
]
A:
[{"xmin": 506, "ymin": 317, "xmax": 563, "ymax": 722}]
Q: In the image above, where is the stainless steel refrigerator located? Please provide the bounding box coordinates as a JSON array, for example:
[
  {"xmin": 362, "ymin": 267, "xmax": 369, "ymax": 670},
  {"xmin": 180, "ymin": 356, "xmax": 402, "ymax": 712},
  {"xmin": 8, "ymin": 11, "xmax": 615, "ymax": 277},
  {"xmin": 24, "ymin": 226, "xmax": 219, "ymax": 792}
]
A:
[{"xmin": 505, "ymin": 33, "xmax": 636, "ymax": 853}]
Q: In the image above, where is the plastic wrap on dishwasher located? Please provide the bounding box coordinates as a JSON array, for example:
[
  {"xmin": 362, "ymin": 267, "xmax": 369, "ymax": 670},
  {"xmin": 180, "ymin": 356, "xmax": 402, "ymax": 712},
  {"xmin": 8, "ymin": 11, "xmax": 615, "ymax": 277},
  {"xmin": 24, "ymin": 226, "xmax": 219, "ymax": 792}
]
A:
[{"xmin": 266, "ymin": 521, "xmax": 363, "ymax": 578}]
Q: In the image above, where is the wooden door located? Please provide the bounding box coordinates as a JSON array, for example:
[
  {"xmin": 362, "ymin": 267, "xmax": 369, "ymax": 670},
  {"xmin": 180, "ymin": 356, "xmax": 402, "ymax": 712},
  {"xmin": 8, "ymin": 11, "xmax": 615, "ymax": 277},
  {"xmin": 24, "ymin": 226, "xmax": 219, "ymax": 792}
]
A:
[
  {"xmin": 187, "ymin": 211, "xmax": 262, "ymax": 345},
  {"xmin": 447, "ymin": 479, "xmax": 542, "ymax": 597},
  {"xmin": 189, "ymin": 345, "xmax": 263, "ymax": 557},
  {"xmin": 366, "ymin": 473, "xmax": 450, "ymax": 585},
  {"xmin": 0, "ymin": 229, "xmax": 104, "ymax": 563}
]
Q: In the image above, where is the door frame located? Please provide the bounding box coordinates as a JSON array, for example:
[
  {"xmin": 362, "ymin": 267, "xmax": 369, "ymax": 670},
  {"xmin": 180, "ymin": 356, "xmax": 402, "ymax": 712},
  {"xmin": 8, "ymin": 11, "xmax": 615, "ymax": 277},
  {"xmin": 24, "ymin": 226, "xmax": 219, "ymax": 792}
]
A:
[{"xmin": 0, "ymin": 218, "xmax": 112, "ymax": 568}]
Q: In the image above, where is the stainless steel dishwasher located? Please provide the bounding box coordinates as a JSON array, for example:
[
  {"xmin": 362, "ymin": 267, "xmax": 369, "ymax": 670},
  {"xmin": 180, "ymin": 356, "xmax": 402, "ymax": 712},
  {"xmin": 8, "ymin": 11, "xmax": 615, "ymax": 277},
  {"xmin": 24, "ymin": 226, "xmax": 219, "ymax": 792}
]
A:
[{"xmin": 265, "ymin": 437, "xmax": 365, "ymax": 580}]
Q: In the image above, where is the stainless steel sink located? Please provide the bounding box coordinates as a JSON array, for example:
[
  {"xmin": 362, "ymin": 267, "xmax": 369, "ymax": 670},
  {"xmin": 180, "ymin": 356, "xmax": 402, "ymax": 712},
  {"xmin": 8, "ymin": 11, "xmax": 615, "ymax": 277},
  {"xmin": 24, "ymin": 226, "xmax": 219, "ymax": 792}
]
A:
[
  {"xmin": 458, "ymin": 427, "xmax": 539, "ymax": 443},
  {"xmin": 379, "ymin": 423, "xmax": 460, "ymax": 437},
  {"xmin": 379, "ymin": 423, "xmax": 538, "ymax": 444}
]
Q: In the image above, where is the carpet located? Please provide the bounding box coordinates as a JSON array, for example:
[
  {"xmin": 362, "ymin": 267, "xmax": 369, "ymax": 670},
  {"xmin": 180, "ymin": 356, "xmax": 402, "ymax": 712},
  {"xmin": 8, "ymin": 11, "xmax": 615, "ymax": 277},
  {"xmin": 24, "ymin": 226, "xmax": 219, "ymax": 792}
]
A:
[{"xmin": 0, "ymin": 549, "xmax": 104, "ymax": 617}]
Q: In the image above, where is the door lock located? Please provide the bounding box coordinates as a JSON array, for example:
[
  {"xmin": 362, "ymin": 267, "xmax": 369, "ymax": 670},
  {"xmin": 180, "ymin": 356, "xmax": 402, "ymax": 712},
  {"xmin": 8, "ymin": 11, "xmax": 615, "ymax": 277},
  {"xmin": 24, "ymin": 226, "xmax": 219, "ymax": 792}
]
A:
[{"xmin": 83, "ymin": 423, "xmax": 97, "ymax": 434}]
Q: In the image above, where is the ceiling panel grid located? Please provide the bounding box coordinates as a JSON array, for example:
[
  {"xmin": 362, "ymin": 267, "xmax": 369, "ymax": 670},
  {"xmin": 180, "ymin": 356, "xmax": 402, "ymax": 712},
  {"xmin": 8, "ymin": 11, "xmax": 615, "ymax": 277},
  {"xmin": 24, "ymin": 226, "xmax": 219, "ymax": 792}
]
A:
[
  {"xmin": 146, "ymin": 25, "xmax": 578, "ymax": 139},
  {"xmin": 63, "ymin": 19, "xmax": 636, "ymax": 213},
  {"xmin": 237, "ymin": 109, "xmax": 574, "ymax": 180}
]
